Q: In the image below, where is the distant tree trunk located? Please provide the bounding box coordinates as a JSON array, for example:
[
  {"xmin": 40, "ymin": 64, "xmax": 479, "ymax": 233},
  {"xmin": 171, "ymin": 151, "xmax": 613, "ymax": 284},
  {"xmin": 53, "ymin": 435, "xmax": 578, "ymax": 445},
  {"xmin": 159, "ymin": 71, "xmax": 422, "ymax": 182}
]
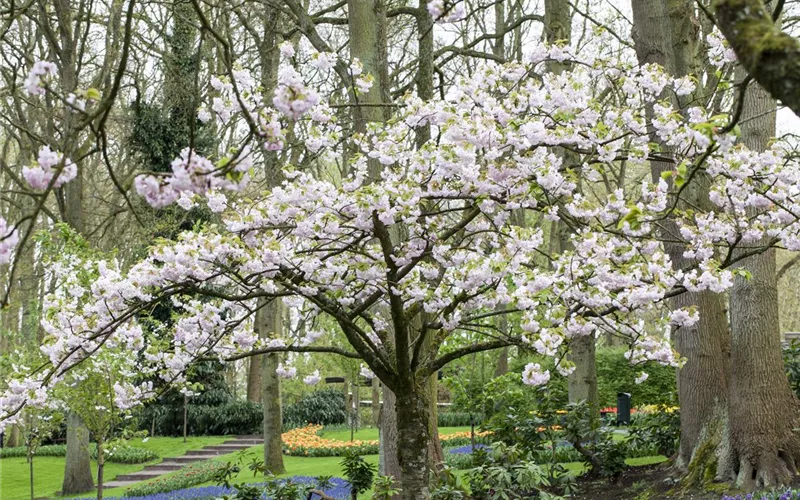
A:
[
  {"xmin": 494, "ymin": 347, "xmax": 509, "ymax": 377},
  {"xmin": 494, "ymin": 0, "xmax": 505, "ymax": 59},
  {"xmin": 720, "ymin": 69, "xmax": 800, "ymax": 489},
  {"xmin": 61, "ymin": 412, "xmax": 93, "ymax": 495},
  {"xmin": 7, "ymin": 425, "xmax": 21, "ymax": 447},
  {"xmin": 247, "ymin": 356, "xmax": 262, "ymax": 403},
  {"xmin": 379, "ymin": 383, "xmax": 401, "ymax": 482},
  {"xmin": 260, "ymin": 301, "xmax": 285, "ymax": 474},
  {"xmin": 543, "ymin": 0, "xmax": 599, "ymax": 410},
  {"xmin": 372, "ymin": 377, "xmax": 380, "ymax": 427}
]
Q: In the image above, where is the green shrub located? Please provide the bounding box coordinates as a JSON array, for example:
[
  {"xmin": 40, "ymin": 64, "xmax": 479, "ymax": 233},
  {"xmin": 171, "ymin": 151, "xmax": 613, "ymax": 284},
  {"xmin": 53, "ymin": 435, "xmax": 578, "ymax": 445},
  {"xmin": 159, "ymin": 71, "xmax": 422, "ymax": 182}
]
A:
[
  {"xmin": 0, "ymin": 443, "xmax": 157, "ymax": 464},
  {"xmin": 141, "ymin": 399, "xmax": 263, "ymax": 437},
  {"xmin": 0, "ymin": 444, "xmax": 67, "ymax": 458},
  {"xmin": 627, "ymin": 406, "xmax": 680, "ymax": 457},
  {"xmin": 283, "ymin": 388, "xmax": 347, "ymax": 427},
  {"xmin": 784, "ymin": 340, "xmax": 800, "ymax": 398},
  {"xmin": 595, "ymin": 348, "xmax": 676, "ymax": 407},
  {"xmin": 437, "ymin": 412, "xmax": 476, "ymax": 427},
  {"xmin": 125, "ymin": 460, "xmax": 228, "ymax": 496},
  {"xmin": 98, "ymin": 445, "xmax": 159, "ymax": 464}
]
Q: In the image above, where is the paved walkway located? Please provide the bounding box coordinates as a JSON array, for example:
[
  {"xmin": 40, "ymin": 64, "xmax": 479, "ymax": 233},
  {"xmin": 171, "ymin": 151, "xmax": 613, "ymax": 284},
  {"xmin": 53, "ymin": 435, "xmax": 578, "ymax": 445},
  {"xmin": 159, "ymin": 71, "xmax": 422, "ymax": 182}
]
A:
[{"xmin": 103, "ymin": 436, "xmax": 262, "ymax": 489}]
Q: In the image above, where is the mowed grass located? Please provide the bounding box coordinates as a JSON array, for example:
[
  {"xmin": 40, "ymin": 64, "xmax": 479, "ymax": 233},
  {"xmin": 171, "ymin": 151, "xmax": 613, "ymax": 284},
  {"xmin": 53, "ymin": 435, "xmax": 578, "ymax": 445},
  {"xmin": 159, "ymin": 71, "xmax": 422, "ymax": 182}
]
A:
[
  {"xmin": 0, "ymin": 432, "xmax": 666, "ymax": 500},
  {"xmin": 0, "ymin": 436, "xmax": 229, "ymax": 500}
]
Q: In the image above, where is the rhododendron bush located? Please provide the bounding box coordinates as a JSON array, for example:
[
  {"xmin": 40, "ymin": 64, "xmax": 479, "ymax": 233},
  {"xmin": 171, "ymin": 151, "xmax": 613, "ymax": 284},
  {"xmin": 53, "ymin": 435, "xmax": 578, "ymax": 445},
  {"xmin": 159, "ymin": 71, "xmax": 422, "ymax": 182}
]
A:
[{"xmin": 3, "ymin": 47, "xmax": 800, "ymax": 434}]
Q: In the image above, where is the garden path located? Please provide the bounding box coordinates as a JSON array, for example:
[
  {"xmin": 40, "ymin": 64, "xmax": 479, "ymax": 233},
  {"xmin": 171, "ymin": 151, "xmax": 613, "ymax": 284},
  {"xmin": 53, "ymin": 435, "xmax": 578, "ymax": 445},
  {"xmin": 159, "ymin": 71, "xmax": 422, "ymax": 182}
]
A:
[{"xmin": 103, "ymin": 436, "xmax": 261, "ymax": 489}]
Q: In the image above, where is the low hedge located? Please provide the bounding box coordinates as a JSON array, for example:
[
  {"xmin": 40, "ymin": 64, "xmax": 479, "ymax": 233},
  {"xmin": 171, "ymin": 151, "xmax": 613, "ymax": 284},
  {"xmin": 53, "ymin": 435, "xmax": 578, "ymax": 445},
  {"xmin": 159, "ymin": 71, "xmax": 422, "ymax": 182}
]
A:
[
  {"xmin": 124, "ymin": 460, "xmax": 228, "ymax": 497},
  {"xmin": 0, "ymin": 444, "xmax": 158, "ymax": 464},
  {"xmin": 438, "ymin": 411, "xmax": 477, "ymax": 427}
]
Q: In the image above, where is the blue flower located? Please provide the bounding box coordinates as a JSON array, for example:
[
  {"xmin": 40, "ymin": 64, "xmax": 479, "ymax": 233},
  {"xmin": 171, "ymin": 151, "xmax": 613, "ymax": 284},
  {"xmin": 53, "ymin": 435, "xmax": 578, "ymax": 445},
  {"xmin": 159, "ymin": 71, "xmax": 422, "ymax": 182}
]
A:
[
  {"xmin": 446, "ymin": 444, "xmax": 490, "ymax": 455},
  {"xmin": 74, "ymin": 476, "xmax": 352, "ymax": 500}
]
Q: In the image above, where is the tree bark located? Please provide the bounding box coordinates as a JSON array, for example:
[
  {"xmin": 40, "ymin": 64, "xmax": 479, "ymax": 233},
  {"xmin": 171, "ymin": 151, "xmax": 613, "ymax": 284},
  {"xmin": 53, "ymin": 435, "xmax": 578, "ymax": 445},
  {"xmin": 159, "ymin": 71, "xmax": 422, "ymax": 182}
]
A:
[
  {"xmin": 61, "ymin": 412, "xmax": 93, "ymax": 495},
  {"xmin": 714, "ymin": 0, "xmax": 800, "ymax": 116},
  {"xmin": 379, "ymin": 382, "xmax": 402, "ymax": 482},
  {"xmin": 567, "ymin": 335, "xmax": 598, "ymax": 406},
  {"xmin": 722, "ymin": 70, "xmax": 800, "ymax": 489},
  {"xmin": 631, "ymin": 0, "xmax": 731, "ymax": 471},
  {"xmin": 260, "ymin": 301, "xmax": 286, "ymax": 474},
  {"xmin": 247, "ymin": 355, "xmax": 262, "ymax": 402},
  {"xmin": 395, "ymin": 386, "xmax": 431, "ymax": 500},
  {"xmin": 544, "ymin": 0, "xmax": 600, "ymax": 411}
]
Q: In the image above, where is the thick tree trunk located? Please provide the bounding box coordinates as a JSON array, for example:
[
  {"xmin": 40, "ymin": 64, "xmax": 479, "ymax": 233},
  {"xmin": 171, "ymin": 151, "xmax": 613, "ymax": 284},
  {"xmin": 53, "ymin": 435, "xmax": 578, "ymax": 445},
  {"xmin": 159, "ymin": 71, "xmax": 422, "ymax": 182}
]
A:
[
  {"xmin": 426, "ymin": 375, "xmax": 444, "ymax": 469},
  {"xmin": 721, "ymin": 71, "xmax": 800, "ymax": 489},
  {"xmin": 395, "ymin": 387, "xmax": 431, "ymax": 500},
  {"xmin": 61, "ymin": 412, "xmax": 93, "ymax": 495},
  {"xmin": 260, "ymin": 301, "xmax": 285, "ymax": 474},
  {"xmin": 631, "ymin": 0, "xmax": 731, "ymax": 472},
  {"xmin": 567, "ymin": 335, "xmax": 598, "ymax": 406}
]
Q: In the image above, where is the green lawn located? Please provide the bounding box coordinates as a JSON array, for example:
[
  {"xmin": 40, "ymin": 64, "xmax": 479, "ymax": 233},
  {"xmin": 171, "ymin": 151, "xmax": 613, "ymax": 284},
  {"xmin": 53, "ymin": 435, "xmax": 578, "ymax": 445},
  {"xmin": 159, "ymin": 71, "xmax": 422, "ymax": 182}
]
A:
[
  {"xmin": 0, "ymin": 436, "xmax": 229, "ymax": 500},
  {"xmin": 0, "ymin": 433, "xmax": 666, "ymax": 500}
]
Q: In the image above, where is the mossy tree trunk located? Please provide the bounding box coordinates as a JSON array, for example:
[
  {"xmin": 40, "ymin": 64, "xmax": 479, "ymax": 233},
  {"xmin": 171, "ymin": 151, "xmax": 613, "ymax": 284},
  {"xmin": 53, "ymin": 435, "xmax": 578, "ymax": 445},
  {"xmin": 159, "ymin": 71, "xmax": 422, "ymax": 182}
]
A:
[
  {"xmin": 395, "ymin": 385, "xmax": 432, "ymax": 500},
  {"xmin": 720, "ymin": 69, "xmax": 800, "ymax": 489}
]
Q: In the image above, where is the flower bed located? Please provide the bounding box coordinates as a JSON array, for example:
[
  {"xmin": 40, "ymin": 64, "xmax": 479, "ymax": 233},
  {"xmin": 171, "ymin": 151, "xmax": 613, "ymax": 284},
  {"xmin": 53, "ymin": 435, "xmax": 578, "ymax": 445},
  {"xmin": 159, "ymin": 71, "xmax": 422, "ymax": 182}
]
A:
[
  {"xmin": 75, "ymin": 477, "xmax": 351, "ymax": 500},
  {"xmin": 123, "ymin": 460, "xmax": 228, "ymax": 497},
  {"xmin": 722, "ymin": 491, "xmax": 800, "ymax": 500},
  {"xmin": 282, "ymin": 424, "xmax": 492, "ymax": 457}
]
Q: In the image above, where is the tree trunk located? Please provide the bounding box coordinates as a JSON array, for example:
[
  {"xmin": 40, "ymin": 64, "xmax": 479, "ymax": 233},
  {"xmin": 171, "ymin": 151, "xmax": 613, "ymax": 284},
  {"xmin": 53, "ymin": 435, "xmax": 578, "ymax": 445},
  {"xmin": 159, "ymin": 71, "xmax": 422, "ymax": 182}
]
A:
[
  {"xmin": 260, "ymin": 301, "xmax": 285, "ymax": 474},
  {"xmin": 97, "ymin": 439, "xmax": 105, "ymax": 500},
  {"xmin": 247, "ymin": 355, "xmax": 262, "ymax": 402},
  {"xmin": 630, "ymin": 0, "xmax": 731, "ymax": 471},
  {"xmin": 6, "ymin": 425, "xmax": 21, "ymax": 447},
  {"xmin": 28, "ymin": 445, "xmax": 34, "ymax": 500},
  {"xmin": 379, "ymin": 383, "xmax": 402, "ymax": 482},
  {"xmin": 721, "ymin": 70, "xmax": 800, "ymax": 489},
  {"xmin": 426, "ymin": 375, "xmax": 444, "ymax": 470},
  {"xmin": 567, "ymin": 334, "xmax": 598, "ymax": 406},
  {"xmin": 372, "ymin": 377, "xmax": 380, "ymax": 427},
  {"xmin": 61, "ymin": 412, "xmax": 93, "ymax": 495},
  {"xmin": 395, "ymin": 386, "xmax": 431, "ymax": 500}
]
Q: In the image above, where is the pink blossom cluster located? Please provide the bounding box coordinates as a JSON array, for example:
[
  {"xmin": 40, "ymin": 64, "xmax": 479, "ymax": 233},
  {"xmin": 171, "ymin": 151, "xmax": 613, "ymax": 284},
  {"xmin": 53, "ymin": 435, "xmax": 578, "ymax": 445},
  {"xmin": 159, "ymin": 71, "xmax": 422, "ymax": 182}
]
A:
[
  {"xmin": 0, "ymin": 217, "xmax": 19, "ymax": 265},
  {"xmin": 24, "ymin": 61, "xmax": 57, "ymax": 95},
  {"xmin": 427, "ymin": 0, "xmax": 466, "ymax": 23},
  {"xmin": 135, "ymin": 148, "xmax": 252, "ymax": 208},
  {"xmin": 23, "ymin": 146, "xmax": 78, "ymax": 190},
  {"xmin": 273, "ymin": 67, "xmax": 320, "ymax": 120}
]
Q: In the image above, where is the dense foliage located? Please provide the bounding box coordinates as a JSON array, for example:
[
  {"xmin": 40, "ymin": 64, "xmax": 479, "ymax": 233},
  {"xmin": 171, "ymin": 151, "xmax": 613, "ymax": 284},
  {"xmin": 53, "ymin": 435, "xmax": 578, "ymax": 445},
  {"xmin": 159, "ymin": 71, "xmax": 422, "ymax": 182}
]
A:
[{"xmin": 283, "ymin": 388, "xmax": 347, "ymax": 427}]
